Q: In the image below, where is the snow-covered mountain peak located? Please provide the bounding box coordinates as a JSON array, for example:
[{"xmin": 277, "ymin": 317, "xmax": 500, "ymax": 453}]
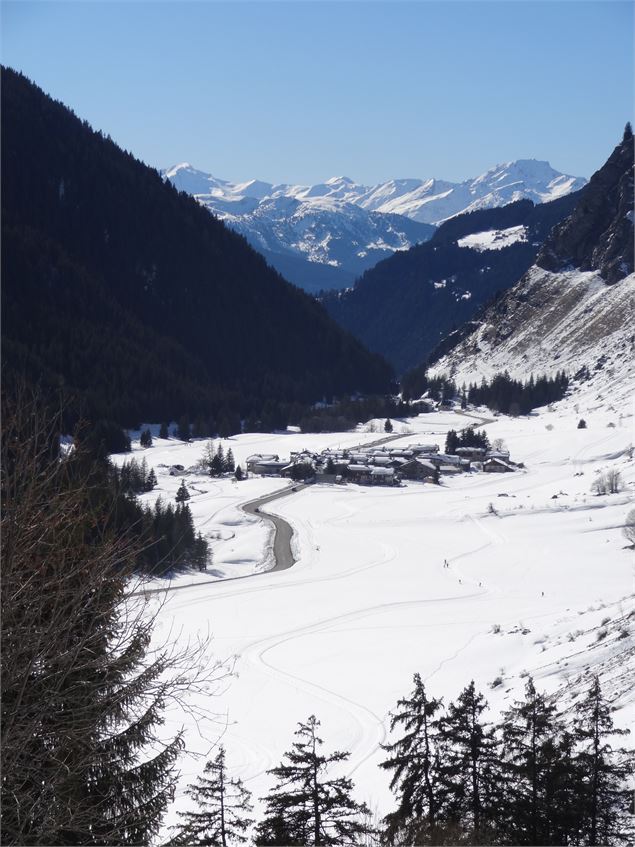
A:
[
  {"xmin": 163, "ymin": 158, "xmax": 586, "ymax": 291},
  {"xmin": 325, "ymin": 175, "xmax": 355, "ymax": 185}
]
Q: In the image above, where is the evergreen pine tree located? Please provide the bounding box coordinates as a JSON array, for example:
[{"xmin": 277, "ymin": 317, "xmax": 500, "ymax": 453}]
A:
[
  {"xmin": 572, "ymin": 676, "xmax": 633, "ymax": 845},
  {"xmin": 439, "ymin": 681, "xmax": 500, "ymax": 843},
  {"xmin": 146, "ymin": 467, "xmax": 157, "ymax": 491},
  {"xmin": 140, "ymin": 428, "xmax": 153, "ymax": 448},
  {"xmin": 170, "ymin": 746, "xmax": 254, "ymax": 846},
  {"xmin": 380, "ymin": 673, "xmax": 446, "ymax": 844},
  {"xmin": 176, "ymin": 479, "xmax": 190, "ymax": 503},
  {"xmin": 499, "ymin": 677, "xmax": 568, "ymax": 845},
  {"xmin": 234, "ymin": 465, "xmax": 244, "ymax": 482},
  {"xmin": 384, "ymin": 418, "xmax": 393, "ymax": 433},
  {"xmin": 1, "ymin": 397, "xmax": 184, "ymax": 845},
  {"xmin": 225, "ymin": 448, "xmax": 235, "ymax": 474},
  {"xmin": 160, "ymin": 421, "xmax": 169, "ymax": 439},
  {"xmin": 210, "ymin": 445, "xmax": 225, "ymax": 477},
  {"xmin": 256, "ymin": 715, "xmax": 371, "ymax": 846},
  {"xmin": 445, "ymin": 429, "xmax": 459, "ymax": 454}
]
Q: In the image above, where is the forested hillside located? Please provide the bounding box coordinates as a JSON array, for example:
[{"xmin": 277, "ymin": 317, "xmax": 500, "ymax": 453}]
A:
[
  {"xmin": 323, "ymin": 191, "xmax": 584, "ymax": 372},
  {"xmin": 1, "ymin": 68, "xmax": 392, "ymax": 429}
]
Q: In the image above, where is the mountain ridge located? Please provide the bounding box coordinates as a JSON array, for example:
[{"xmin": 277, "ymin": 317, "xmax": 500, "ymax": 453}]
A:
[{"xmin": 164, "ymin": 160, "xmax": 586, "ymax": 292}]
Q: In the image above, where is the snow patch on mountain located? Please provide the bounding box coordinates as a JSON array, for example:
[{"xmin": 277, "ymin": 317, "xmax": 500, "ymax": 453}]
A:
[{"xmin": 458, "ymin": 225, "xmax": 528, "ymax": 252}]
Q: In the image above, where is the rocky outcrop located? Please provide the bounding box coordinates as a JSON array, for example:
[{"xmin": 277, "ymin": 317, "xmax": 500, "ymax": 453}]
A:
[{"xmin": 537, "ymin": 130, "xmax": 634, "ymax": 284}]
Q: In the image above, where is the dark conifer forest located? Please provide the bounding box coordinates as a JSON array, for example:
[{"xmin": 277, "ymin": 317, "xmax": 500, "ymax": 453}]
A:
[{"xmin": 1, "ymin": 67, "xmax": 392, "ymax": 431}]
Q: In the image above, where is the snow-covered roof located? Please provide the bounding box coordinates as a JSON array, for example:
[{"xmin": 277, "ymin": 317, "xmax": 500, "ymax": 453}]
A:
[
  {"xmin": 370, "ymin": 456, "xmax": 391, "ymax": 465},
  {"xmin": 485, "ymin": 457, "xmax": 515, "ymax": 470},
  {"xmin": 416, "ymin": 459, "xmax": 437, "ymax": 471},
  {"xmin": 255, "ymin": 459, "xmax": 289, "ymax": 468}
]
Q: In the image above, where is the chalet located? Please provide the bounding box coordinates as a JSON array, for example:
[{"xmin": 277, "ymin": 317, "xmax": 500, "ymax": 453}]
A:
[
  {"xmin": 426, "ymin": 452, "xmax": 462, "ymax": 468},
  {"xmin": 246, "ymin": 453, "xmax": 279, "ymax": 473},
  {"xmin": 370, "ymin": 467, "xmax": 397, "ymax": 485},
  {"xmin": 347, "ymin": 464, "xmax": 372, "ymax": 484},
  {"xmin": 483, "ymin": 457, "xmax": 515, "ymax": 473},
  {"xmin": 250, "ymin": 458, "xmax": 289, "ymax": 476},
  {"xmin": 399, "ymin": 458, "xmax": 437, "ymax": 481}
]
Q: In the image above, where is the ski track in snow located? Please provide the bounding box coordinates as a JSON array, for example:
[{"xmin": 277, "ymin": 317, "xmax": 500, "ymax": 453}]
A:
[{"xmin": 121, "ymin": 402, "xmax": 634, "ymax": 833}]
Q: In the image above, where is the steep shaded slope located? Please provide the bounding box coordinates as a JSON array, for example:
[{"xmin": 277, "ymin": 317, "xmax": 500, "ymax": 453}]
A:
[
  {"xmin": 430, "ymin": 132, "xmax": 634, "ymax": 388},
  {"xmin": 536, "ymin": 129, "xmax": 634, "ymax": 283},
  {"xmin": 323, "ymin": 192, "xmax": 583, "ymax": 373},
  {"xmin": 1, "ymin": 68, "xmax": 392, "ymax": 427}
]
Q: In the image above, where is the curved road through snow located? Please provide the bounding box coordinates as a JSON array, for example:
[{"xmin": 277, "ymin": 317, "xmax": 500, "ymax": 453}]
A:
[{"xmin": 243, "ymin": 412, "xmax": 495, "ymax": 576}]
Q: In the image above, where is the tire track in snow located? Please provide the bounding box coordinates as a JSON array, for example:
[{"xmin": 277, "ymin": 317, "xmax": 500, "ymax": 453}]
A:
[{"xmin": 239, "ymin": 587, "xmax": 486, "ymax": 779}]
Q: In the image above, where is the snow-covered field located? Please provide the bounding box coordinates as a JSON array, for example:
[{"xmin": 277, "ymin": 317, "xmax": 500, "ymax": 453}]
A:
[
  {"xmin": 457, "ymin": 224, "xmax": 527, "ymax": 251},
  {"xmin": 118, "ymin": 395, "xmax": 634, "ymax": 834}
]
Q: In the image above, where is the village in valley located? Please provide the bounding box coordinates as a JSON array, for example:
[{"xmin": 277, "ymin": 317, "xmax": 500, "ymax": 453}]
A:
[{"xmin": 243, "ymin": 423, "xmax": 520, "ymax": 486}]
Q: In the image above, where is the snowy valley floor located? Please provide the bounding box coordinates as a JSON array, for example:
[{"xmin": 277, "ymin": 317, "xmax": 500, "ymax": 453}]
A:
[{"xmin": 117, "ymin": 395, "xmax": 635, "ymax": 832}]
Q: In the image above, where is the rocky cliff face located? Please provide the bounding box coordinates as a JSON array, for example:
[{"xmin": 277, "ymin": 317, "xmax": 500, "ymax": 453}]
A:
[{"xmin": 537, "ymin": 130, "xmax": 634, "ymax": 284}]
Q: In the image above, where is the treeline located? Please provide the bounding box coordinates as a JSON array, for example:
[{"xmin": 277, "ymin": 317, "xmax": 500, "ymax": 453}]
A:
[
  {"xmin": 401, "ymin": 364, "xmax": 569, "ymax": 416},
  {"xmin": 88, "ymin": 395, "xmax": 429, "ymax": 455},
  {"xmin": 107, "ymin": 458, "xmax": 208, "ymax": 575},
  {"xmin": 445, "ymin": 425, "xmax": 489, "ymax": 453},
  {"xmin": 296, "ymin": 395, "xmax": 430, "ymax": 434},
  {"xmin": 401, "ymin": 364, "xmax": 457, "ymax": 404},
  {"xmin": 467, "ymin": 371, "xmax": 569, "ymax": 415},
  {"xmin": 169, "ymin": 677, "xmax": 633, "ymax": 847}
]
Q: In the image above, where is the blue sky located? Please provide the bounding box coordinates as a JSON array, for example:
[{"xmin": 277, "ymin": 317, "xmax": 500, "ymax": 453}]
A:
[{"xmin": 2, "ymin": 1, "xmax": 633, "ymax": 183}]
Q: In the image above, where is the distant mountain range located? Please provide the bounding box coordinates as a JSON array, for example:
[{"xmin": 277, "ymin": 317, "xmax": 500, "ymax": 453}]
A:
[
  {"xmin": 164, "ymin": 161, "xmax": 586, "ymax": 292},
  {"xmin": 430, "ymin": 130, "xmax": 635, "ymax": 390}
]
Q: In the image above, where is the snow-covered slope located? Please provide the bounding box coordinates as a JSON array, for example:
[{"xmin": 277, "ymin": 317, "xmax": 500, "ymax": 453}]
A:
[
  {"xmin": 433, "ymin": 267, "xmax": 635, "ymax": 388},
  {"xmin": 164, "ymin": 160, "xmax": 585, "ymax": 291},
  {"xmin": 118, "ymin": 400, "xmax": 634, "ymax": 838},
  {"xmin": 431, "ymin": 133, "xmax": 634, "ymax": 391}
]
